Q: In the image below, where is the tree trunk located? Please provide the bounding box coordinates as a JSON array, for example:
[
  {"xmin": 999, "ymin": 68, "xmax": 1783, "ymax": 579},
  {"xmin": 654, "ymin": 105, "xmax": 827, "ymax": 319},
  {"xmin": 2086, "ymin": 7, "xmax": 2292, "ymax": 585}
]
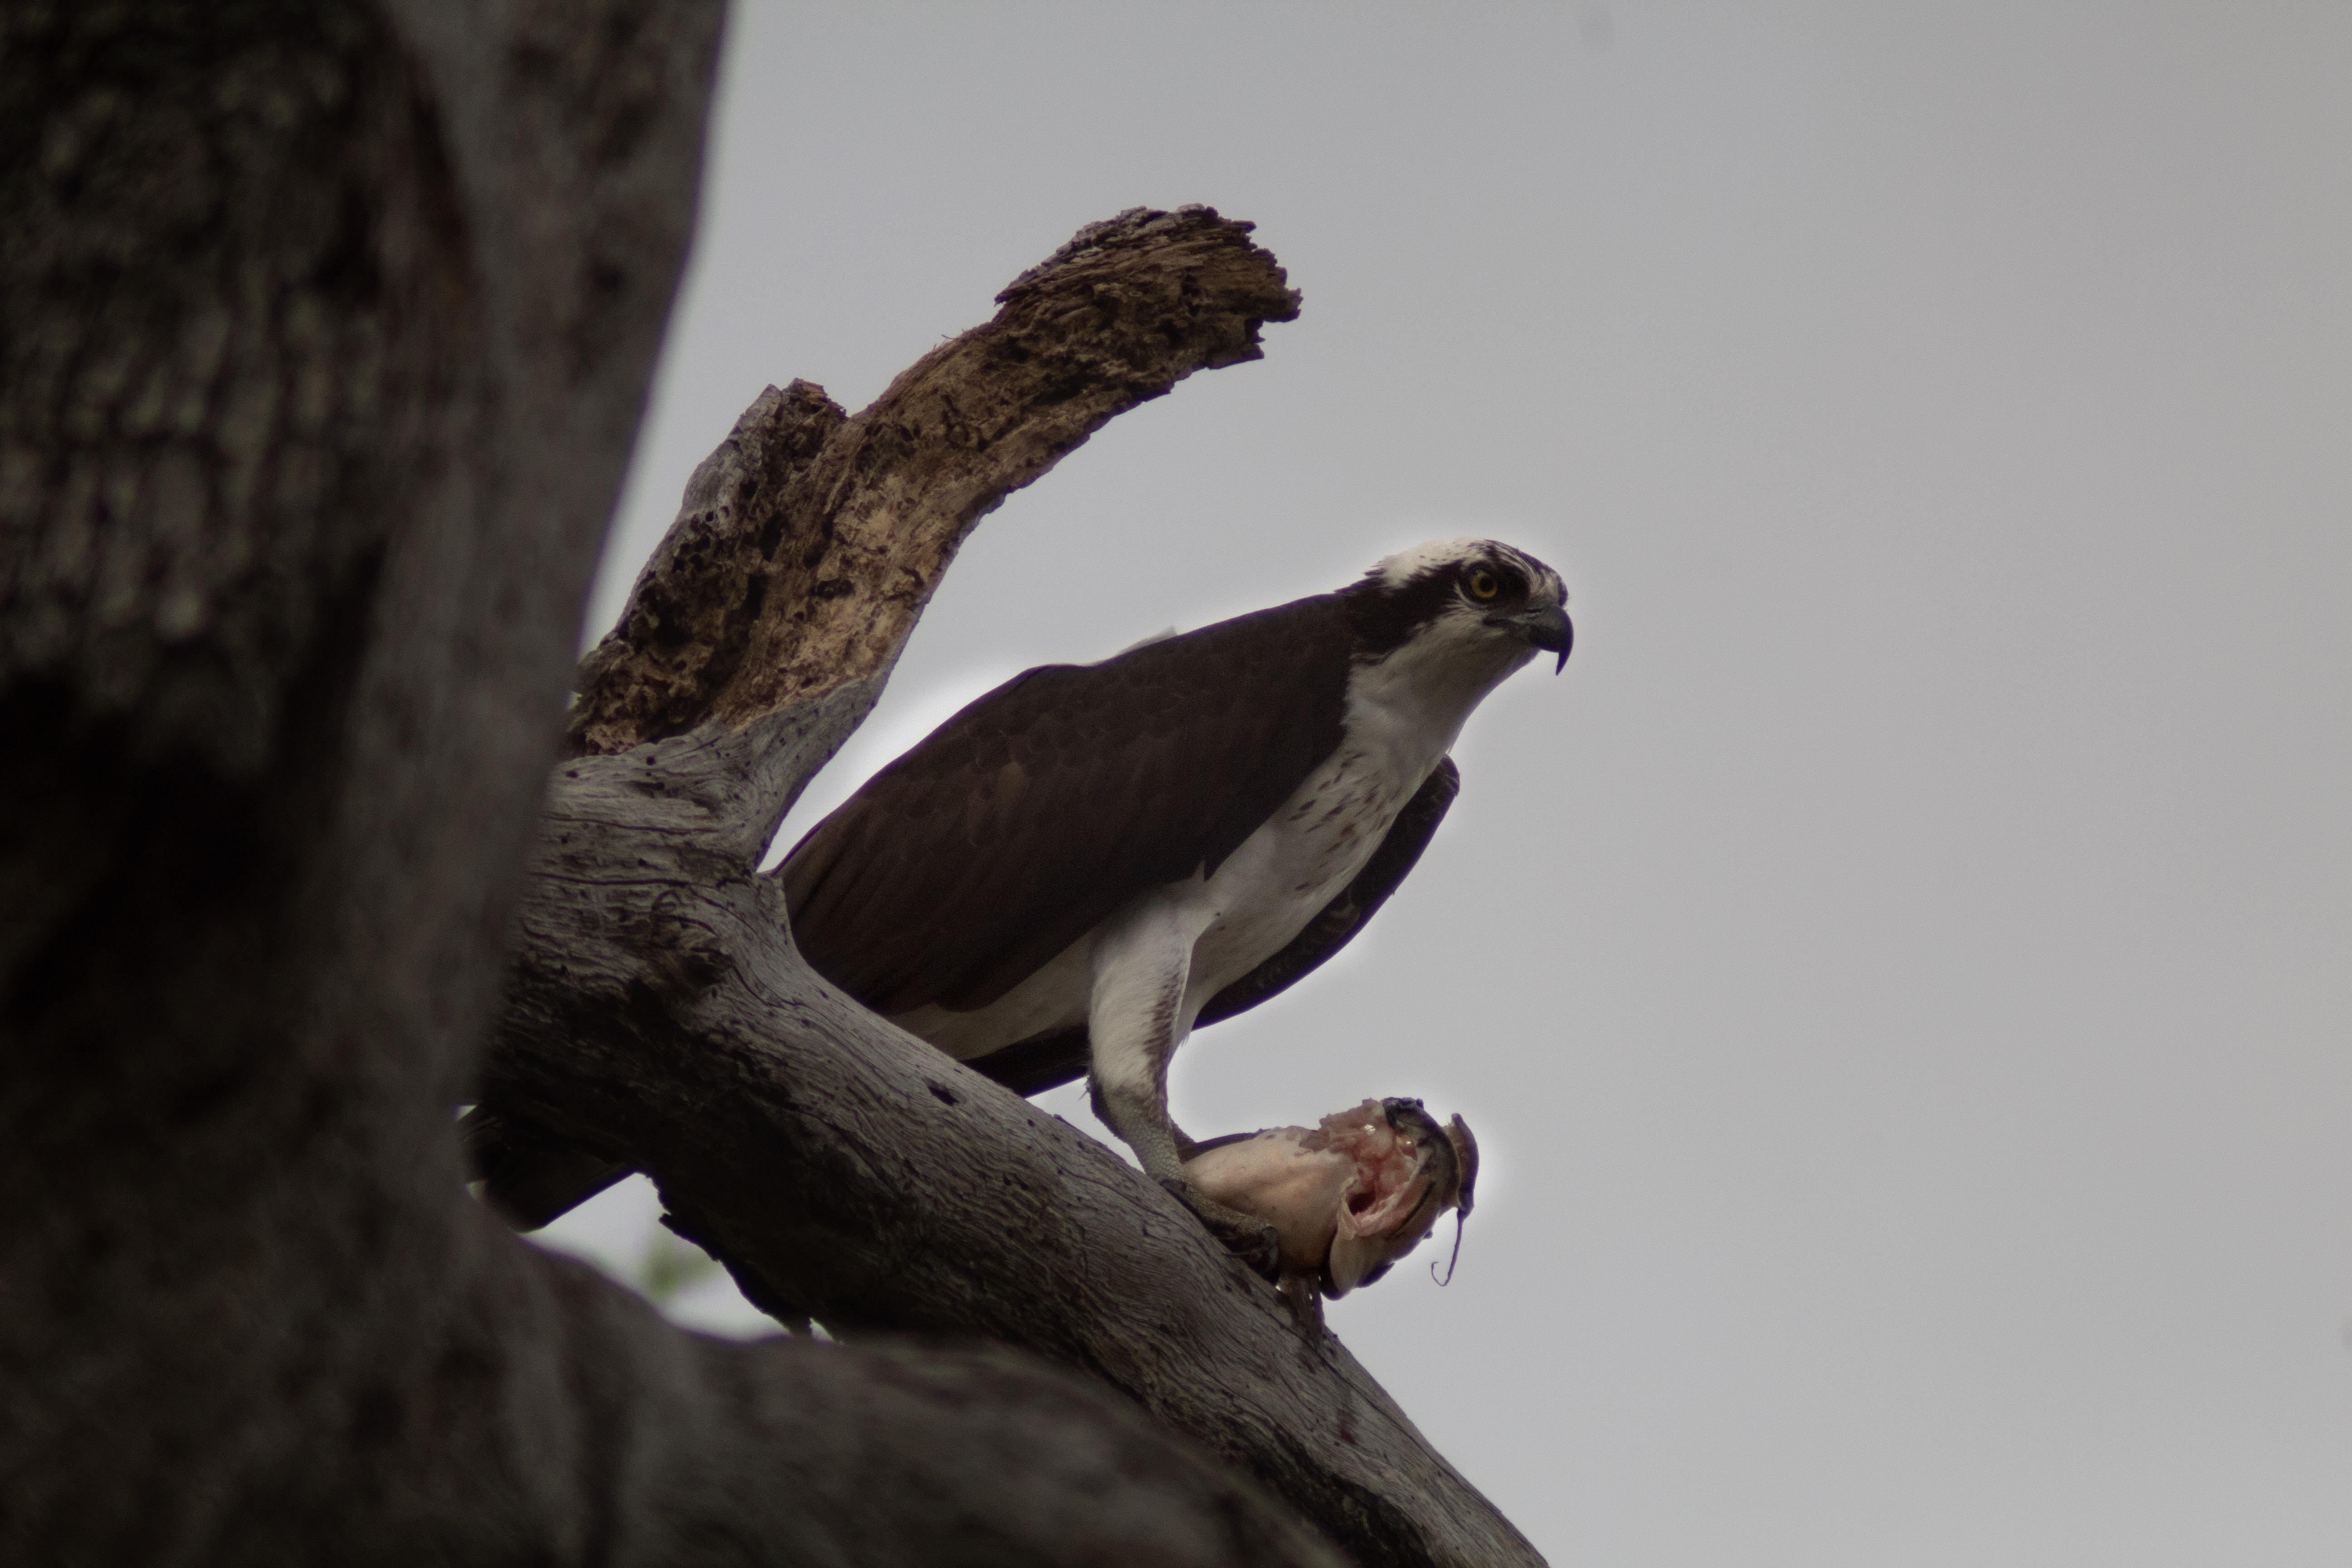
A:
[{"xmin": 0, "ymin": 6, "xmax": 1346, "ymax": 1564}]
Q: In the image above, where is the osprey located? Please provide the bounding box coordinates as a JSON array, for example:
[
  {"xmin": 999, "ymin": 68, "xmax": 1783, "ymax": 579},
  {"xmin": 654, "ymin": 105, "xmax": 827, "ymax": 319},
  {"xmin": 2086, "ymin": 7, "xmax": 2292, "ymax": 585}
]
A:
[{"xmin": 781, "ymin": 538, "xmax": 1569, "ymax": 1263}]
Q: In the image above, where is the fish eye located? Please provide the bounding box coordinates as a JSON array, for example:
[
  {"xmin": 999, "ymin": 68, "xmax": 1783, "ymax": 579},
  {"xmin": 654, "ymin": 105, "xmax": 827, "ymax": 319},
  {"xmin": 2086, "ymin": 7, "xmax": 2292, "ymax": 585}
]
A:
[{"xmin": 1465, "ymin": 567, "xmax": 1500, "ymax": 601}]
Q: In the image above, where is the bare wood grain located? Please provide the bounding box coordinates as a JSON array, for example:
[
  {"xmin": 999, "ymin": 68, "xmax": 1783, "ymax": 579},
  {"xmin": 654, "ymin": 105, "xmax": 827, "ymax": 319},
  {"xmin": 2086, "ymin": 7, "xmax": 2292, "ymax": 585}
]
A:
[{"xmin": 567, "ymin": 206, "xmax": 1301, "ymax": 760}]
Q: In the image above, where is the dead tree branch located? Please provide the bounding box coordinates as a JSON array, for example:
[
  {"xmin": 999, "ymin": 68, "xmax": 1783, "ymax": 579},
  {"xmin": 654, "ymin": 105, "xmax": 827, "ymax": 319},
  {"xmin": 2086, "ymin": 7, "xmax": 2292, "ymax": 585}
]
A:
[{"xmin": 476, "ymin": 208, "xmax": 1545, "ymax": 1568}]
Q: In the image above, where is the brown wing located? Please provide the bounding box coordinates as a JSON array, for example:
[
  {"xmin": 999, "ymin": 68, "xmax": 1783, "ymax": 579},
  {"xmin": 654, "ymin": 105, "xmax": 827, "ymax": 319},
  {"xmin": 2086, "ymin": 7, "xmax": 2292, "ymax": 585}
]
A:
[
  {"xmin": 779, "ymin": 595, "xmax": 1355, "ymax": 1015},
  {"xmin": 964, "ymin": 756, "xmax": 1461, "ymax": 1096}
]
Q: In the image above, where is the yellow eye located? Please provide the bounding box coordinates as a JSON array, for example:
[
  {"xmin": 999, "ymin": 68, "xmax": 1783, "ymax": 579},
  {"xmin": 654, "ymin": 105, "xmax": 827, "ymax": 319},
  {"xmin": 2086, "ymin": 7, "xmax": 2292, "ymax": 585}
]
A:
[{"xmin": 1466, "ymin": 568, "xmax": 1500, "ymax": 600}]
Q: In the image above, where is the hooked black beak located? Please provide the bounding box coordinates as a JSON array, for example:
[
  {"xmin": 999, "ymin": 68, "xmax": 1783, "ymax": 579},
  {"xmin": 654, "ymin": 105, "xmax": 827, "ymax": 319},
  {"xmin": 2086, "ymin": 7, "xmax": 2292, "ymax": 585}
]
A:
[{"xmin": 1486, "ymin": 603, "xmax": 1573, "ymax": 673}]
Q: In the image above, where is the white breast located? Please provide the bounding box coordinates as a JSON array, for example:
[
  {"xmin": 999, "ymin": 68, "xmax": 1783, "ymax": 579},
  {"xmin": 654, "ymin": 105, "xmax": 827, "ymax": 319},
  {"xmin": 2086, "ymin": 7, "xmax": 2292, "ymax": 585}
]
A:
[
  {"xmin": 895, "ymin": 729, "xmax": 1430, "ymax": 1061},
  {"xmin": 897, "ymin": 634, "xmax": 1534, "ymax": 1060},
  {"xmin": 1175, "ymin": 649, "xmax": 1487, "ymax": 1015}
]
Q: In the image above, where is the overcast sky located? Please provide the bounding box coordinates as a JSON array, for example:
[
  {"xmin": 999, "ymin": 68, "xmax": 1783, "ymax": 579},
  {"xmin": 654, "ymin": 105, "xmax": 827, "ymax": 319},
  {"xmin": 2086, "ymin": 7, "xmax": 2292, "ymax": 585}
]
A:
[{"xmin": 538, "ymin": 5, "xmax": 2352, "ymax": 1562}]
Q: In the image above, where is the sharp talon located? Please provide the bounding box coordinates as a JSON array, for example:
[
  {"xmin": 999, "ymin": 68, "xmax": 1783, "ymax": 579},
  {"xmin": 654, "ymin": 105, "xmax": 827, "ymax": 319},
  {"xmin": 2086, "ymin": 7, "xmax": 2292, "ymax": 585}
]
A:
[
  {"xmin": 1157, "ymin": 1178, "xmax": 1284, "ymax": 1281},
  {"xmin": 1279, "ymin": 1275, "xmax": 1327, "ymax": 1335},
  {"xmin": 1237, "ymin": 1221, "xmax": 1283, "ymax": 1283},
  {"xmin": 1210, "ymin": 1217, "xmax": 1282, "ymax": 1282}
]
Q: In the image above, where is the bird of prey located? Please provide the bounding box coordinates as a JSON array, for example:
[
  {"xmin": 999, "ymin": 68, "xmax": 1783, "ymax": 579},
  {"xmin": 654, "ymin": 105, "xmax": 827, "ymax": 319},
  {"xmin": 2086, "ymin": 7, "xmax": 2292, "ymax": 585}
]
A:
[{"xmin": 780, "ymin": 538, "xmax": 1569, "ymax": 1262}]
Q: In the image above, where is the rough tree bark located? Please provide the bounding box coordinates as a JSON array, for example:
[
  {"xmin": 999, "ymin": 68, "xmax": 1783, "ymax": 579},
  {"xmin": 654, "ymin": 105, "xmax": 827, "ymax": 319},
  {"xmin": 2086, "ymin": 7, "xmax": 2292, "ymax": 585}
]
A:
[{"xmin": 0, "ymin": 6, "xmax": 1350, "ymax": 1565}]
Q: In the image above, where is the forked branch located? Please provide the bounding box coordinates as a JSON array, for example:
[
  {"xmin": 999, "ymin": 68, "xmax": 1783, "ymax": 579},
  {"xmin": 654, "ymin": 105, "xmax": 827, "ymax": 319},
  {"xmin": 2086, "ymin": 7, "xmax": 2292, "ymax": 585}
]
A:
[{"xmin": 480, "ymin": 208, "xmax": 1544, "ymax": 1568}]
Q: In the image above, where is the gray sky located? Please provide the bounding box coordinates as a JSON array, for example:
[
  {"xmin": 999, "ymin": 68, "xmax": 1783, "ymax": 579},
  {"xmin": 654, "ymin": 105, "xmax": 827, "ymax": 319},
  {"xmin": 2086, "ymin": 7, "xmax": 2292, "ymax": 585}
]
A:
[{"xmin": 539, "ymin": 5, "xmax": 2352, "ymax": 1561}]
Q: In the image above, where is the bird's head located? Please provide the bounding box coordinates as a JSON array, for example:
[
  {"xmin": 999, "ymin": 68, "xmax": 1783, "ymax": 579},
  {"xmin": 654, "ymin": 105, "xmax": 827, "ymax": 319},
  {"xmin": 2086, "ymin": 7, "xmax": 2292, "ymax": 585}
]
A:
[{"xmin": 1344, "ymin": 538, "xmax": 1572, "ymax": 679}]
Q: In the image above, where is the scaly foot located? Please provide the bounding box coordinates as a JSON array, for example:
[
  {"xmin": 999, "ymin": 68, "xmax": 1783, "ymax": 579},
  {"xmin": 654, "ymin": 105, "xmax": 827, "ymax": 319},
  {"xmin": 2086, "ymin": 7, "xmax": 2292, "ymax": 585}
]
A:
[{"xmin": 1158, "ymin": 1176, "xmax": 1283, "ymax": 1281}]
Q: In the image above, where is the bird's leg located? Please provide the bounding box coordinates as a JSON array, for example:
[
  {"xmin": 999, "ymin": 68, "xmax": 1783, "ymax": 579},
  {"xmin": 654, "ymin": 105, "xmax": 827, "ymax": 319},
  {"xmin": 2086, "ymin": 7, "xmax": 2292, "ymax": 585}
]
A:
[
  {"xmin": 1088, "ymin": 898, "xmax": 1282, "ymax": 1280},
  {"xmin": 1098, "ymin": 1084, "xmax": 1284, "ymax": 1283}
]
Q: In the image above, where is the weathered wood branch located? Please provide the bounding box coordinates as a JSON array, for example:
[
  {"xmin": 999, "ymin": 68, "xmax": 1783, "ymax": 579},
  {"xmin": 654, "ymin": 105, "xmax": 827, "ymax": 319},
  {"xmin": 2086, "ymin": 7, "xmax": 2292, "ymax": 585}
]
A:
[
  {"xmin": 479, "ymin": 210, "xmax": 1545, "ymax": 1568},
  {"xmin": 568, "ymin": 204, "xmax": 1302, "ymax": 757}
]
